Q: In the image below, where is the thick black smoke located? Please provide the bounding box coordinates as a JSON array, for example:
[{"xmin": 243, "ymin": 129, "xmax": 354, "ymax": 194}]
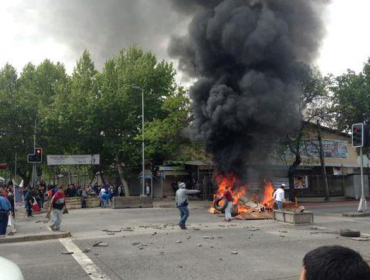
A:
[{"xmin": 168, "ymin": 0, "xmax": 330, "ymax": 178}]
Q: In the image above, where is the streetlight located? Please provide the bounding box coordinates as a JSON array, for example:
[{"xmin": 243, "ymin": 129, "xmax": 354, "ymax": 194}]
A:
[{"xmin": 131, "ymin": 85, "xmax": 145, "ymax": 196}]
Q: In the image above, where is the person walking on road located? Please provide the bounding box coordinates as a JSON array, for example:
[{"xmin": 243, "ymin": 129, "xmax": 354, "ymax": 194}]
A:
[
  {"xmin": 47, "ymin": 186, "xmax": 67, "ymax": 231},
  {"xmin": 223, "ymin": 186, "xmax": 233, "ymax": 222},
  {"xmin": 175, "ymin": 182, "xmax": 200, "ymax": 230},
  {"xmin": 0, "ymin": 188, "xmax": 11, "ymax": 237},
  {"xmin": 273, "ymin": 184, "xmax": 285, "ymax": 210}
]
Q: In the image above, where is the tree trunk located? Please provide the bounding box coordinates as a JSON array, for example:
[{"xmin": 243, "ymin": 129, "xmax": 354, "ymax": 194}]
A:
[
  {"xmin": 288, "ymin": 155, "xmax": 301, "ymax": 202},
  {"xmin": 117, "ymin": 162, "xmax": 130, "ymax": 196}
]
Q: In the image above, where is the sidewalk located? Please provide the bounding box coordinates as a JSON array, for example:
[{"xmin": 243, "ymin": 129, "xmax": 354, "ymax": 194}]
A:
[{"xmin": 0, "ymin": 211, "xmax": 71, "ymax": 244}]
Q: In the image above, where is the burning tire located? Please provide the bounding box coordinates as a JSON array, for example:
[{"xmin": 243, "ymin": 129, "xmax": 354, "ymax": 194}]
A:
[
  {"xmin": 339, "ymin": 229, "xmax": 360, "ymax": 238},
  {"xmin": 214, "ymin": 197, "xmax": 228, "ymax": 212}
]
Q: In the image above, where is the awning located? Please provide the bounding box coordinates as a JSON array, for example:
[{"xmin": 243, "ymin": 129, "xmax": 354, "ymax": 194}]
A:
[
  {"xmin": 138, "ymin": 170, "xmax": 153, "ymax": 179},
  {"xmin": 162, "ymin": 171, "xmax": 189, "ymax": 176},
  {"xmin": 184, "ymin": 160, "xmax": 213, "ymax": 166}
]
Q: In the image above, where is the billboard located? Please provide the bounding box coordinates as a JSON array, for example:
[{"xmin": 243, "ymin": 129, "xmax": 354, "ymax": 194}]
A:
[
  {"xmin": 47, "ymin": 154, "xmax": 100, "ymax": 165},
  {"xmin": 284, "ymin": 139, "xmax": 348, "ymax": 159}
]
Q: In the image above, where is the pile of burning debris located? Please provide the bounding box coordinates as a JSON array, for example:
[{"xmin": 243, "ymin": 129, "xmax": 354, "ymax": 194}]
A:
[{"xmin": 209, "ymin": 174, "xmax": 296, "ymax": 220}]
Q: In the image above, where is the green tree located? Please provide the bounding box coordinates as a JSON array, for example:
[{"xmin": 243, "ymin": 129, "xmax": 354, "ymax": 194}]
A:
[
  {"xmin": 278, "ymin": 65, "xmax": 331, "ymax": 201},
  {"xmin": 41, "ymin": 46, "xmax": 178, "ymax": 195},
  {"xmin": 143, "ymin": 87, "xmax": 192, "ymax": 163},
  {"xmin": 331, "ymin": 59, "xmax": 370, "ymax": 131},
  {"xmin": 96, "ymin": 46, "xmax": 176, "ymax": 195},
  {"xmin": 0, "ymin": 60, "xmax": 70, "ymax": 185}
]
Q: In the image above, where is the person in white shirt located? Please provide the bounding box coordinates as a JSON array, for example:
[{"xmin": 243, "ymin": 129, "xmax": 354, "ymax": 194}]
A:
[{"xmin": 273, "ymin": 184, "xmax": 285, "ymax": 210}]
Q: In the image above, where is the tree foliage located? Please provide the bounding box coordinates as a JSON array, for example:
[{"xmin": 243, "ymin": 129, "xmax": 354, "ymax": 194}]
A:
[
  {"xmin": 0, "ymin": 46, "xmax": 190, "ymax": 192},
  {"xmin": 330, "ymin": 59, "xmax": 370, "ymax": 131}
]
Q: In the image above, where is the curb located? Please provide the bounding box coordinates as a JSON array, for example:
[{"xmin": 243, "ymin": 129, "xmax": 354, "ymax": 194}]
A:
[
  {"xmin": 342, "ymin": 212, "xmax": 370, "ymax": 217},
  {"xmin": 0, "ymin": 231, "xmax": 71, "ymax": 244}
]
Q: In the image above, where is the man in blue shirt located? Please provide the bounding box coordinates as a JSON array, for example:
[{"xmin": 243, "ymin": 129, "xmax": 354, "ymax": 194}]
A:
[{"xmin": 0, "ymin": 187, "xmax": 11, "ymax": 236}]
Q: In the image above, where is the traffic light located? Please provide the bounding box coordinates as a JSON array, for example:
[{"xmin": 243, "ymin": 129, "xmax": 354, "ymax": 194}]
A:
[
  {"xmin": 27, "ymin": 148, "xmax": 43, "ymax": 163},
  {"xmin": 35, "ymin": 148, "xmax": 42, "ymax": 162},
  {"xmin": 352, "ymin": 123, "xmax": 364, "ymax": 147}
]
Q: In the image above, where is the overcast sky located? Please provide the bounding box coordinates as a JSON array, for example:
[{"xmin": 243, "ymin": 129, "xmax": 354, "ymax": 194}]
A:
[{"xmin": 0, "ymin": 0, "xmax": 369, "ymax": 79}]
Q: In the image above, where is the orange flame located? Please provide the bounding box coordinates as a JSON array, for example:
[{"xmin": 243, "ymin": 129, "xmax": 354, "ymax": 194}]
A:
[
  {"xmin": 261, "ymin": 181, "xmax": 275, "ymax": 207},
  {"xmin": 210, "ymin": 173, "xmax": 275, "ymax": 214}
]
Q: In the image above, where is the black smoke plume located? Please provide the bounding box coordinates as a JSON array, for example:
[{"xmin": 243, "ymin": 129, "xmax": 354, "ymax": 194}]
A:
[{"xmin": 168, "ymin": 0, "xmax": 330, "ymax": 178}]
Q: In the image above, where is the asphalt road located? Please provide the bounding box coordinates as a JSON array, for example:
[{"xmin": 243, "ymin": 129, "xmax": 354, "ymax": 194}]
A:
[
  {"xmin": 304, "ymin": 200, "xmax": 366, "ymax": 215},
  {"xmin": 1, "ymin": 201, "xmax": 370, "ymax": 280}
]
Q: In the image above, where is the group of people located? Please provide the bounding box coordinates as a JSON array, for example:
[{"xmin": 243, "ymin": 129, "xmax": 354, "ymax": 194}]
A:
[{"xmin": 174, "ymin": 182, "xmax": 370, "ymax": 280}]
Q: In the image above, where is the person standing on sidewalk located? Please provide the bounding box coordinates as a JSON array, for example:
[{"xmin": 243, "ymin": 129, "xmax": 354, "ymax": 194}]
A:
[
  {"xmin": 175, "ymin": 182, "xmax": 200, "ymax": 230},
  {"xmin": 0, "ymin": 188, "xmax": 11, "ymax": 237},
  {"xmin": 24, "ymin": 186, "xmax": 33, "ymax": 217},
  {"xmin": 47, "ymin": 186, "xmax": 67, "ymax": 231},
  {"xmin": 273, "ymin": 184, "xmax": 285, "ymax": 210},
  {"xmin": 223, "ymin": 186, "xmax": 233, "ymax": 222}
]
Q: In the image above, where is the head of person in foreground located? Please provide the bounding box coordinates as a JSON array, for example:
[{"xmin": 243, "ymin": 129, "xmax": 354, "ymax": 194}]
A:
[{"xmin": 300, "ymin": 245, "xmax": 370, "ymax": 280}]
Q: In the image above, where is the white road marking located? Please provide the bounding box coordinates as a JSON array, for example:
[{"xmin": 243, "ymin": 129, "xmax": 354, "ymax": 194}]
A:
[{"xmin": 59, "ymin": 238, "xmax": 111, "ymax": 280}]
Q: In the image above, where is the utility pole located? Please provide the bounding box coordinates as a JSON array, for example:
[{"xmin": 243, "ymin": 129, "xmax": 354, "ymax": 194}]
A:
[
  {"xmin": 317, "ymin": 120, "xmax": 330, "ymax": 201},
  {"xmin": 352, "ymin": 123, "xmax": 368, "ymax": 213},
  {"xmin": 32, "ymin": 118, "xmax": 37, "ymax": 187},
  {"xmin": 357, "ymin": 146, "xmax": 367, "ymax": 212}
]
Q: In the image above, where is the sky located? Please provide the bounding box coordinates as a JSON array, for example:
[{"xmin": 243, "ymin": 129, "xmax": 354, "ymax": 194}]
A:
[{"xmin": 0, "ymin": 0, "xmax": 370, "ymax": 79}]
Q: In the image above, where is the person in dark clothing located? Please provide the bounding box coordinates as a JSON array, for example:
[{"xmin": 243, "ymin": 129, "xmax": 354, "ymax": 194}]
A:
[
  {"xmin": 0, "ymin": 188, "xmax": 11, "ymax": 236},
  {"xmin": 24, "ymin": 187, "xmax": 33, "ymax": 217},
  {"xmin": 7, "ymin": 188, "xmax": 15, "ymax": 218},
  {"xmin": 172, "ymin": 181, "xmax": 178, "ymax": 195}
]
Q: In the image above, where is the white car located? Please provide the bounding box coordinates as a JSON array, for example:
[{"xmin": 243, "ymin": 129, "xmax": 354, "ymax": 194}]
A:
[{"xmin": 0, "ymin": 256, "xmax": 24, "ymax": 280}]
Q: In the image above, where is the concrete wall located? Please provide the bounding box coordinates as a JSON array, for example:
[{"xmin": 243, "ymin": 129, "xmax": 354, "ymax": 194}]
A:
[
  {"xmin": 344, "ymin": 175, "xmax": 370, "ymax": 199},
  {"xmin": 112, "ymin": 196, "xmax": 153, "ymax": 209},
  {"xmin": 65, "ymin": 197, "xmax": 101, "ymax": 209}
]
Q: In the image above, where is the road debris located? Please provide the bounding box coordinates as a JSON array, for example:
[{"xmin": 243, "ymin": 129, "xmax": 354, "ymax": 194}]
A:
[
  {"xmin": 352, "ymin": 237, "xmax": 370, "ymax": 241},
  {"xmin": 243, "ymin": 226, "xmax": 260, "ymax": 231},
  {"xmin": 231, "ymin": 251, "xmax": 238, "ymax": 255},
  {"xmin": 93, "ymin": 242, "xmax": 109, "ymax": 247},
  {"xmin": 62, "ymin": 251, "xmax": 74, "ymax": 255},
  {"xmin": 102, "ymin": 229, "xmax": 122, "ymax": 233}
]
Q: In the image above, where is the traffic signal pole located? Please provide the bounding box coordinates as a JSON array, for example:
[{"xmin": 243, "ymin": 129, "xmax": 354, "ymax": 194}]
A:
[
  {"xmin": 357, "ymin": 147, "xmax": 367, "ymax": 212},
  {"xmin": 32, "ymin": 119, "xmax": 37, "ymax": 187}
]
